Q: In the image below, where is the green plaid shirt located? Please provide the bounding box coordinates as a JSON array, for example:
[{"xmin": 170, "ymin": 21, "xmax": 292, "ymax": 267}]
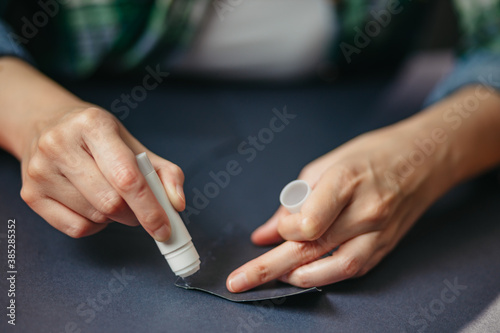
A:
[
  {"xmin": 453, "ymin": 0, "xmax": 500, "ymax": 53},
  {"xmin": 2, "ymin": 0, "xmax": 209, "ymax": 78},
  {"xmin": 1, "ymin": 0, "xmax": 499, "ymax": 79},
  {"xmin": 334, "ymin": 0, "xmax": 500, "ymax": 62}
]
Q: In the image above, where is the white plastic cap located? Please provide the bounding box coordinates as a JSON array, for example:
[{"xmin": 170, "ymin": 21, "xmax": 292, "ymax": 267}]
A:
[
  {"xmin": 159, "ymin": 241, "xmax": 201, "ymax": 278},
  {"xmin": 280, "ymin": 180, "xmax": 311, "ymax": 214}
]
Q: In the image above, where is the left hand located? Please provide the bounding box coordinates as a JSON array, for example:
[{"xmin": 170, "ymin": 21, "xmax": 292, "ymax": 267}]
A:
[{"xmin": 226, "ymin": 117, "xmax": 455, "ymax": 292}]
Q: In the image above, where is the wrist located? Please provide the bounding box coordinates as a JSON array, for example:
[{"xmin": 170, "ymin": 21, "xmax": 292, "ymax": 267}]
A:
[
  {"xmin": 395, "ymin": 85, "xmax": 500, "ymax": 200},
  {"xmin": 385, "ymin": 109, "xmax": 456, "ymax": 206},
  {"xmin": 423, "ymin": 86, "xmax": 500, "ymax": 184},
  {"xmin": 0, "ymin": 57, "xmax": 92, "ymax": 160}
]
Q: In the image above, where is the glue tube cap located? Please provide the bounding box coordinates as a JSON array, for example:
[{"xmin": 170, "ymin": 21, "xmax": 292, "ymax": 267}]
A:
[
  {"xmin": 279, "ymin": 180, "xmax": 311, "ymax": 214},
  {"xmin": 160, "ymin": 240, "xmax": 201, "ymax": 278}
]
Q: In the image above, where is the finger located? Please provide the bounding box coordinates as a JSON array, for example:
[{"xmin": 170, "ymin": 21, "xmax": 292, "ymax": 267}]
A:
[
  {"xmin": 352, "ymin": 244, "xmax": 388, "ymax": 278},
  {"xmin": 314, "ymin": 194, "xmax": 393, "ymax": 247},
  {"xmin": 296, "ymin": 148, "xmax": 343, "ymax": 187},
  {"xmin": 226, "ymin": 240, "xmax": 330, "ymax": 293},
  {"xmin": 119, "ymin": 128, "xmax": 187, "ymax": 212},
  {"xmin": 22, "ymin": 152, "xmax": 124, "ymax": 225},
  {"xmin": 46, "ymin": 178, "xmax": 113, "ymax": 224},
  {"xmin": 29, "ymin": 196, "xmax": 108, "ymax": 238},
  {"xmin": 153, "ymin": 157, "xmax": 186, "ymax": 212},
  {"xmin": 250, "ymin": 163, "xmax": 334, "ymax": 246},
  {"xmin": 279, "ymin": 232, "xmax": 378, "ymax": 288},
  {"xmin": 56, "ymin": 149, "xmax": 139, "ymax": 226},
  {"xmin": 278, "ymin": 167, "xmax": 354, "ymax": 241},
  {"xmin": 83, "ymin": 121, "xmax": 171, "ymax": 242},
  {"xmin": 251, "ymin": 206, "xmax": 288, "ymax": 246}
]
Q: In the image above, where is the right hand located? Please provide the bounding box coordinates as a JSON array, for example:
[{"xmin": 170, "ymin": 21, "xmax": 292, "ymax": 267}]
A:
[{"xmin": 20, "ymin": 106, "xmax": 185, "ymax": 240}]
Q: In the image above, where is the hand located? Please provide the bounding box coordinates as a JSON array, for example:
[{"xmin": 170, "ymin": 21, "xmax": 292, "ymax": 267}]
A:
[
  {"xmin": 20, "ymin": 106, "xmax": 185, "ymax": 240},
  {"xmin": 227, "ymin": 118, "xmax": 455, "ymax": 292}
]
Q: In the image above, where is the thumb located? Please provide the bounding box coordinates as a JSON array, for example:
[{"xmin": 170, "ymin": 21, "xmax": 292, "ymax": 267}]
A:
[
  {"xmin": 252, "ymin": 167, "xmax": 319, "ymax": 246},
  {"xmin": 150, "ymin": 155, "xmax": 186, "ymax": 212}
]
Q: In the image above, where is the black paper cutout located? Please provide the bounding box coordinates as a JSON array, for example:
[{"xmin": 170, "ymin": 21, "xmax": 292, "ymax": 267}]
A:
[
  {"xmin": 175, "ymin": 275, "xmax": 320, "ymax": 303},
  {"xmin": 173, "ymin": 233, "xmax": 321, "ymax": 302}
]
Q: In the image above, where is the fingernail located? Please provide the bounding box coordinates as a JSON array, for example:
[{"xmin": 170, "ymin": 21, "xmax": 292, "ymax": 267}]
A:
[
  {"xmin": 228, "ymin": 272, "xmax": 248, "ymax": 293},
  {"xmin": 154, "ymin": 224, "xmax": 170, "ymax": 242},
  {"xmin": 176, "ymin": 184, "xmax": 185, "ymax": 203}
]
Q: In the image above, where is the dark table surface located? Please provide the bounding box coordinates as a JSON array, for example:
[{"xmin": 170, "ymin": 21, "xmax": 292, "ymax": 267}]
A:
[{"xmin": 1, "ymin": 53, "xmax": 499, "ymax": 333}]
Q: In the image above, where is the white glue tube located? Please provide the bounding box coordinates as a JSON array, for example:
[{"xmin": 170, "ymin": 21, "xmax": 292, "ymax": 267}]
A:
[
  {"xmin": 280, "ymin": 180, "xmax": 311, "ymax": 214},
  {"xmin": 136, "ymin": 153, "xmax": 200, "ymax": 278}
]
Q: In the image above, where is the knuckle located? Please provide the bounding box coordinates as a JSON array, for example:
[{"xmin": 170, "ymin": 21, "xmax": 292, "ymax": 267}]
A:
[
  {"xmin": 334, "ymin": 165, "xmax": 358, "ymax": 201},
  {"xmin": 321, "ymin": 165, "xmax": 357, "ymax": 205},
  {"xmin": 139, "ymin": 210, "xmax": 165, "ymax": 228},
  {"xmin": 252, "ymin": 264, "xmax": 271, "ymax": 284},
  {"xmin": 77, "ymin": 108, "xmax": 118, "ymax": 135},
  {"xmin": 75, "ymin": 107, "xmax": 105, "ymax": 123},
  {"xmin": 20, "ymin": 186, "xmax": 38, "ymax": 206},
  {"xmin": 292, "ymin": 270, "xmax": 314, "ymax": 288},
  {"xmin": 291, "ymin": 241, "xmax": 321, "ymax": 263},
  {"xmin": 361, "ymin": 196, "xmax": 391, "ymax": 226},
  {"xmin": 90, "ymin": 210, "xmax": 109, "ymax": 224},
  {"xmin": 169, "ymin": 164, "xmax": 185, "ymax": 182},
  {"xmin": 96, "ymin": 192, "xmax": 123, "ymax": 216},
  {"xmin": 38, "ymin": 129, "xmax": 63, "ymax": 155},
  {"xmin": 339, "ymin": 256, "xmax": 362, "ymax": 278},
  {"xmin": 65, "ymin": 223, "xmax": 94, "ymax": 239},
  {"xmin": 26, "ymin": 156, "xmax": 47, "ymax": 180},
  {"xmin": 113, "ymin": 165, "xmax": 141, "ymax": 192}
]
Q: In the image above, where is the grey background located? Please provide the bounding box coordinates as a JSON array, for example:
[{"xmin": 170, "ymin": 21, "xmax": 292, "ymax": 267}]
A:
[{"xmin": 1, "ymin": 52, "xmax": 500, "ymax": 332}]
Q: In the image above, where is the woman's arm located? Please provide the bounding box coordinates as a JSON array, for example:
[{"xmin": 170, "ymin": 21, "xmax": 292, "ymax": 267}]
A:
[
  {"xmin": 227, "ymin": 85, "xmax": 500, "ymax": 292},
  {"xmin": 0, "ymin": 57, "xmax": 186, "ymax": 240},
  {"xmin": 0, "ymin": 57, "xmax": 87, "ymax": 158}
]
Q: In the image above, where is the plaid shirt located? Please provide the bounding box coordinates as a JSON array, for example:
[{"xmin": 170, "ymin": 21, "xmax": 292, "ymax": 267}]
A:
[
  {"xmin": 0, "ymin": 0, "xmax": 499, "ymax": 99},
  {"xmin": 335, "ymin": 0, "xmax": 500, "ymax": 58},
  {"xmin": 1, "ymin": 0, "xmax": 209, "ymax": 77},
  {"xmin": 454, "ymin": 0, "xmax": 500, "ymax": 53}
]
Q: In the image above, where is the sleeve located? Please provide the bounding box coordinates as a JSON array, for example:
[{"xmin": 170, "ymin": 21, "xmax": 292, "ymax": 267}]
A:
[
  {"xmin": 0, "ymin": 19, "xmax": 35, "ymax": 65},
  {"xmin": 424, "ymin": 1, "xmax": 500, "ymax": 106},
  {"xmin": 424, "ymin": 50, "xmax": 500, "ymax": 106}
]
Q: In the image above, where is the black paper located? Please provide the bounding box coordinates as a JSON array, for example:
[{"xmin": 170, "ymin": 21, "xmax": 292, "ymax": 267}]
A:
[{"xmin": 174, "ymin": 235, "xmax": 320, "ymax": 302}]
